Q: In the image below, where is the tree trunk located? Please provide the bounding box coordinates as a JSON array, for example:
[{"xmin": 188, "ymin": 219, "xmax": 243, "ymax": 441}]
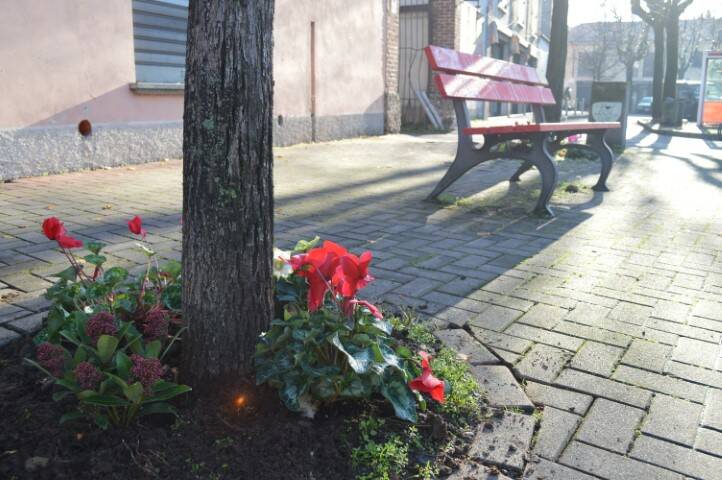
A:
[
  {"xmin": 663, "ymin": 8, "xmax": 679, "ymax": 100},
  {"xmin": 181, "ymin": 0, "xmax": 275, "ymax": 392},
  {"xmin": 544, "ymin": 0, "xmax": 568, "ymax": 122},
  {"xmin": 651, "ymin": 22, "xmax": 665, "ymax": 121}
]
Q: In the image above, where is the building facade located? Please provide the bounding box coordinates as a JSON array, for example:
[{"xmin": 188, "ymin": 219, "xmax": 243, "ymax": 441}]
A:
[
  {"xmin": 398, "ymin": 0, "xmax": 552, "ymax": 126},
  {"xmin": 0, "ymin": 0, "xmax": 400, "ymax": 180}
]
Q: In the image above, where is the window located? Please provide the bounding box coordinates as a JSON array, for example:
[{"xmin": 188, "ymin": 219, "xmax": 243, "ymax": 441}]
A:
[{"xmin": 132, "ymin": 0, "xmax": 189, "ymax": 84}]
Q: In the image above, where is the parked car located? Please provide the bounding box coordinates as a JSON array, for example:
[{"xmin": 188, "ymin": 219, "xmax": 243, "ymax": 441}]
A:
[{"xmin": 636, "ymin": 96, "xmax": 653, "ymax": 114}]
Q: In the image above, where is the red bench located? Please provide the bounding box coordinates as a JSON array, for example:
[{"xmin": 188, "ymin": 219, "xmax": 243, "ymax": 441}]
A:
[{"xmin": 424, "ymin": 45, "xmax": 619, "ymax": 216}]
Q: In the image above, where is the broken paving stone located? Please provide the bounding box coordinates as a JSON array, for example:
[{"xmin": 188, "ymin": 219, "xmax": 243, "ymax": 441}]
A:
[
  {"xmin": 468, "ymin": 411, "xmax": 536, "ymax": 472},
  {"xmin": 446, "ymin": 461, "xmax": 514, "ymax": 480},
  {"xmin": 515, "ymin": 343, "xmax": 571, "ymax": 383},
  {"xmin": 469, "ymin": 365, "xmax": 534, "ymax": 410},
  {"xmin": 434, "ymin": 328, "xmax": 499, "ymax": 365}
]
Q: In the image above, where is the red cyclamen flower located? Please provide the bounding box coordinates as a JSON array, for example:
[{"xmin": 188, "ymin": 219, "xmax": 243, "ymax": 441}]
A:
[
  {"xmin": 56, "ymin": 234, "xmax": 83, "ymax": 249},
  {"xmin": 42, "ymin": 217, "xmax": 66, "ymax": 240},
  {"xmin": 36, "ymin": 342, "xmax": 65, "ymax": 377},
  {"xmin": 290, "ymin": 241, "xmax": 349, "ymax": 311},
  {"xmin": 85, "ymin": 312, "xmax": 118, "ymax": 342},
  {"xmin": 409, "ymin": 351, "xmax": 445, "ymax": 403},
  {"xmin": 343, "ymin": 299, "xmax": 383, "ymax": 319},
  {"xmin": 333, "ymin": 251, "xmax": 374, "ymax": 298},
  {"xmin": 130, "ymin": 354, "xmax": 164, "ymax": 394},
  {"xmin": 74, "ymin": 361, "xmax": 103, "ymax": 390},
  {"xmin": 128, "ymin": 216, "xmax": 147, "ymax": 238},
  {"xmin": 140, "ymin": 309, "xmax": 169, "ymax": 341}
]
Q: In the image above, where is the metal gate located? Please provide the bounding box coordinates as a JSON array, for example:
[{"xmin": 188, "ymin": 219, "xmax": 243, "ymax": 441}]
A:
[{"xmin": 399, "ymin": 1, "xmax": 430, "ymax": 126}]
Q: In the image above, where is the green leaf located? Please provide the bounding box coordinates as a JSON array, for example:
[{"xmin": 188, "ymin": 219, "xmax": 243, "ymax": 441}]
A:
[
  {"xmin": 73, "ymin": 347, "xmax": 87, "ymax": 364},
  {"xmin": 79, "ymin": 394, "xmax": 129, "ymax": 407},
  {"xmin": 143, "ymin": 382, "xmax": 191, "ymax": 403},
  {"xmin": 86, "ymin": 242, "xmax": 106, "ymax": 255},
  {"xmin": 83, "ymin": 254, "xmax": 107, "ymax": 266},
  {"xmin": 54, "ymin": 266, "xmax": 78, "ymax": 282},
  {"xmin": 115, "ymin": 351, "xmax": 132, "ymax": 379},
  {"xmin": 380, "ymin": 380, "xmax": 418, "ymax": 423},
  {"xmin": 329, "ymin": 333, "xmax": 372, "ymax": 374},
  {"xmin": 53, "ymin": 390, "xmax": 73, "ymax": 401},
  {"xmin": 144, "ymin": 340, "xmax": 162, "ymax": 358},
  {"xmin": 103, "ymin": 267, "xmax": 128, "ymax": 286},
  {"xmin": 97, "ymin": 335, "xmax": 119, "ymax": 364},
  {"xmin": 160, "ymin": 260, "xmax": 182, "ymax": 278},
  {"xmin": 24, "ymin": 358, "xmax": 55, "ymax": 378},
  {"xmin": 293, "ymin": 236, "xmax": 321, "ymax": 253},
  {"xmin": 139, "ymin": 402, "xmax": 179, "ymax": 417},
  {"xmin": 123, "ymin": 382, "xmax": 144, "ymax": 404},
  {"xmin": 59, "ymin": 411, "xmax": 85, "ymax": 425},
  {"xmin": 94, "ymin": 414, "xmax": 110, "ymax": 430}
]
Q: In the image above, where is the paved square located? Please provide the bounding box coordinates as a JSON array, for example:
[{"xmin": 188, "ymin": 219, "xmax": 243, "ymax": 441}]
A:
[{"xmin": 1, "ymin": 122, "xmax": 722, "ymax": 478}]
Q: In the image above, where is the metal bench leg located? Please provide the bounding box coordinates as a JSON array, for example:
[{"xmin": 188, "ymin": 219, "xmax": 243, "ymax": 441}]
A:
[
  {"xmin": 509, "ymin": 160, "xmax": 533, "ymax": 182},
  {"xmin": 526, "ymin": 133, "xmax": 558, "ymax": 217},
  {"xmin": 427, "ymin": 138, "xmax": 485, "ymax": 199},
  {"xmin": 587, "ymin": 131, "xmax": 614, "ymax": 192}
]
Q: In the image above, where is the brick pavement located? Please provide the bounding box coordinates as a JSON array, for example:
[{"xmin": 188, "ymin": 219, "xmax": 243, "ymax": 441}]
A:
[{"xmin": 1, "ymin": 124, "xmax": 722, "ymax": 478}]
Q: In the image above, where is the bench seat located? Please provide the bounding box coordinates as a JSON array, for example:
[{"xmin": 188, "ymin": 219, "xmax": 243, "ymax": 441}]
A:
[{"xmin": 464, "ymin": 122, "xmax": 620, "ymax": 136}]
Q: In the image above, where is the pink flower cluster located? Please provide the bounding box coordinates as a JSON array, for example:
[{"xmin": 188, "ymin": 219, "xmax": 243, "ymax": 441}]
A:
[
  {"xmin": 138, "ymin": 309, "xmax": 169, "ymax": 341},
  {"xmin": 85, "ymin": 312, "xmax": 118, "ymax": 342},
  {"xmin": 36, "ymin": 342, "xmax": 65, "ymax": 376},
  {"xmin": 130, "ymin": 354, "xmax": 164, "ymax": 394},
  {"xmin": 74, "ymin": 361, "xmax": 103, "ymax": 390}
]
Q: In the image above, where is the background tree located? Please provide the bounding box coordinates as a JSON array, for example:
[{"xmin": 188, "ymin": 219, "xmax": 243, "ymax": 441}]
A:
[
  {"xmin": 662, "ymin": 0, "xmax": 694, "ymax": 100},
  {"xmin": 677, "ymin": 13, "xmax": 705, "ymax": 79},
  {"xmin": 544, "ymin": 0, "xmax": 569, "ymax": 122},
  {"xmin": 632, "ymin": 0, "xmax": 667, "ymax": 120},
  {"xmin": 181, "ymin": 0, "xmax": 275, "ymax": 391},
  {"xmin": 578, "ymin": 20, "xmax": 618, "ymax": 82},
  {"xmin": 613, "ymin": 18, "xmax": 650, "ymax": 116}
]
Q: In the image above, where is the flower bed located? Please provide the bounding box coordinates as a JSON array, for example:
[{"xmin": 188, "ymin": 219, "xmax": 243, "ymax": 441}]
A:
[{"xmin": 0, "ymin": 219, "xmax": 487, "ymax": 479}]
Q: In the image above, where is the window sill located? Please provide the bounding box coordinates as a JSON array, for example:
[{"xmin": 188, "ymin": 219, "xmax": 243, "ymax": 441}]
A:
[{"xmin": 129, "ymin": 82, "xmax": 184, "ymax": 95}]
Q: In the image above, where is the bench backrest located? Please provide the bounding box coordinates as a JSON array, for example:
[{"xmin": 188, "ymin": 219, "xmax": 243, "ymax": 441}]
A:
[{"xmin": 424, "ymin": 45, "xmax": 555, "ymax": 106}]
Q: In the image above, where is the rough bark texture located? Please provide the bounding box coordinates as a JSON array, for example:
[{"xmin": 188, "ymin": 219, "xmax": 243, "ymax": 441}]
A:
[
  {"xmin": 544, "ymin": 0, "xmax": 568, "ymax": 122},
  {"xmin": 663, "ymin": 10, "xmax": 680, "ymax": 100},
  {"xmin": 651, "ymin": 23, "xmax": 665, "ymax": 120},
  {"xmin": 181, "ymin": 0, "xmax": 275, "ymax": 391}
]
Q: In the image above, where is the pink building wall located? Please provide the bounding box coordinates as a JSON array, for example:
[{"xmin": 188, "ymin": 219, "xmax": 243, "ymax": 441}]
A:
[{"xmin": 0, "ymin": 0, "xmax": 387, "ymax": 178}]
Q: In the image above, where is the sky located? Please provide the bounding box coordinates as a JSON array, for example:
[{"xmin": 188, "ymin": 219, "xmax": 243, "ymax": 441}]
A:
[{"xmin": 568, "ymin": 0, "xmax": 722, "ymax": 26}]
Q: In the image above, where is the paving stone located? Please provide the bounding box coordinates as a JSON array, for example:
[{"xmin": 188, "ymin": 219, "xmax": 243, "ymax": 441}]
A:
[
  {"xmin": 0, "ymin": 272, "xmax": 53, "ymax": 293},
  {"xmin": 692, "ymin": 300, "xmax": 722, "ymax": 322},
  {"xmin": 641, "ymin": 395, "xmax": 703, "ymax": 446},
  {"xmin": 667, "ymin": 361, "xmax": 722, "ymax": 389},
  {"xmin": 8, "ymin": 312, "xmax": 44, "ymax": 334},
  {"xmin": 553, "ymin": 321, "xmax": 631, "ymax": 348},
  {"xmin": 608, "ymin": 302, "xmax": 653, "ymax": 326},
  {"xmin": 446, "ymin": 462, "xmax": 514, "ymax": 480},
  {"xmin": 468, "ymin": 305, "xmax": 523, "ymax": 332},
  {"xmin": 575, "ymin": 398, "xmax": 645, "ymax": 453},
  {"xmin": 481, "ymin": 275, "xmax": 526, "ymax": 295},
  {"xmin": 621, "ymin": 339, "xmax": 672, "ymax": 373},
  {"xmin": 612, "ymin": 365, "xmax": 707, "ymax": 403},
  {"xmin": 694, "ymin": 428, "xmax": 722, "ymax": 457},
  {"xmin": 495, "ymin": 349, "xmax": 521, "ymax": 365},
  {"xmin": 517, "ymin": 304, "xmax": 567, "ymax": 329},
  {"xmin": 570, "ymin": 341, "xmax": 623, "ymax": 377},
  {"xmin": 0, "ymin": 325, "xmax": 21, "ymax": 346},
  {"xmin": 393, "ymin": 277, "xmax": 441, "ymax": 297},
  {"xmin": 671, "ymin": 337, "xmax": 720, "ymax": 370},
  {"xmin": 468, "ymin": 365, "xmax": 533, "ymax": 410},
  {"xmin": 505, "ymin": 324, "xmax": 584, "ymax": 352},
  {"xmin": 468, "ymin": 411, "xmax": 536, "ymax": 472},
  {"xmin": 564, "ymin": 302, "xmax": 611, "ymax": 324},
  {"xmin": 631, "ymin": 435, "xmax": 722, "ymax": 479},
  {"xmin": 646, "ymin": 317, "xmax": 720, "ymax": 344},
  {"xmin": 437, "ymin": 276, "xmax": 492, "ymax": 296},
  {"xmin": 701, "ymin": 389, "xmax": 722, "ymax": 430},
  {"xmin": 532, "ymin": 407, "xmax": 581, "ymax": 461},
  {"xmin": 434, "ymin": 328, "xmax": 498, "ymax": 365},
  {"xmin": 524, "ymin": 381, "xmax": 593, "ymax": 415},
  {"xmin": 468, "ymin": 325, "xmax": 533, "ymax": 354},
  {"xmin": 561, "ymin": 441, "xmax": 683, "ymax": 480},
  {"xmin": 515, "ymin": 343, "xmax": 571, "ymax": 383},
  {"xmin": 651, "ymin": 300, "xmax": 691, "ymax": 323},
  {"xmin": 555, "ymin": 369, "xmax": 652, "ymax": 408},
  {"xmin": 567, "ymin": 311, "xmax": 679, "ymax": 345},
  {"xmin": 688, "ymin": 315, "xmax": 722, "ymax": 333},
  {"xmin": 523, "ymin": 457, "xmax": 598, "ymax": 480}
]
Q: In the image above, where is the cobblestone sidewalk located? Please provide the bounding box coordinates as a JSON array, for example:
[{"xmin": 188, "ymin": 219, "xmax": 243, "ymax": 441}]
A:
[{"xmin": 1, "ymin": 127, "xmax": 722, "ymax": 479}]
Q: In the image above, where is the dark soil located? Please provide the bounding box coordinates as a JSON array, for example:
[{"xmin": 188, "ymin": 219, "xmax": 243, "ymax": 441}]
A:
[{"xmin": 0, "ymin": 337, "xmax": 356, "ymax": 480}]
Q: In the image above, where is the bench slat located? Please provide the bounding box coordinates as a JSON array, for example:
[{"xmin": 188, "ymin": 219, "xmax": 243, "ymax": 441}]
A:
[
  {"xmin": 425, "ymin": 45, "xmax": 546, "ymax": 86},
  {"xmin": 464, "ymin": 122, "xmax": 620, "ymax": 136},
  {"xmin": 434, "ymin": 73, "xmax": 556, "ymax": 105}
]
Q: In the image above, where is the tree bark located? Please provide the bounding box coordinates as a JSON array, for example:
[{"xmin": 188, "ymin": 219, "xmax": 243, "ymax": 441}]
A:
[
  {"xmin": 663, "ymin": 6, "xmax": 680, "ymax": 100},
  {"xmin": 181, "ymin": 0, "xmax": 275, "ymax": 392},
  {"xmin": 651, "ymin": 22, "xmax": 665, "ymax": 121},
  {"xmin": 544, "ymin": 0, "xmax": 568, "ymax": 122}
]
